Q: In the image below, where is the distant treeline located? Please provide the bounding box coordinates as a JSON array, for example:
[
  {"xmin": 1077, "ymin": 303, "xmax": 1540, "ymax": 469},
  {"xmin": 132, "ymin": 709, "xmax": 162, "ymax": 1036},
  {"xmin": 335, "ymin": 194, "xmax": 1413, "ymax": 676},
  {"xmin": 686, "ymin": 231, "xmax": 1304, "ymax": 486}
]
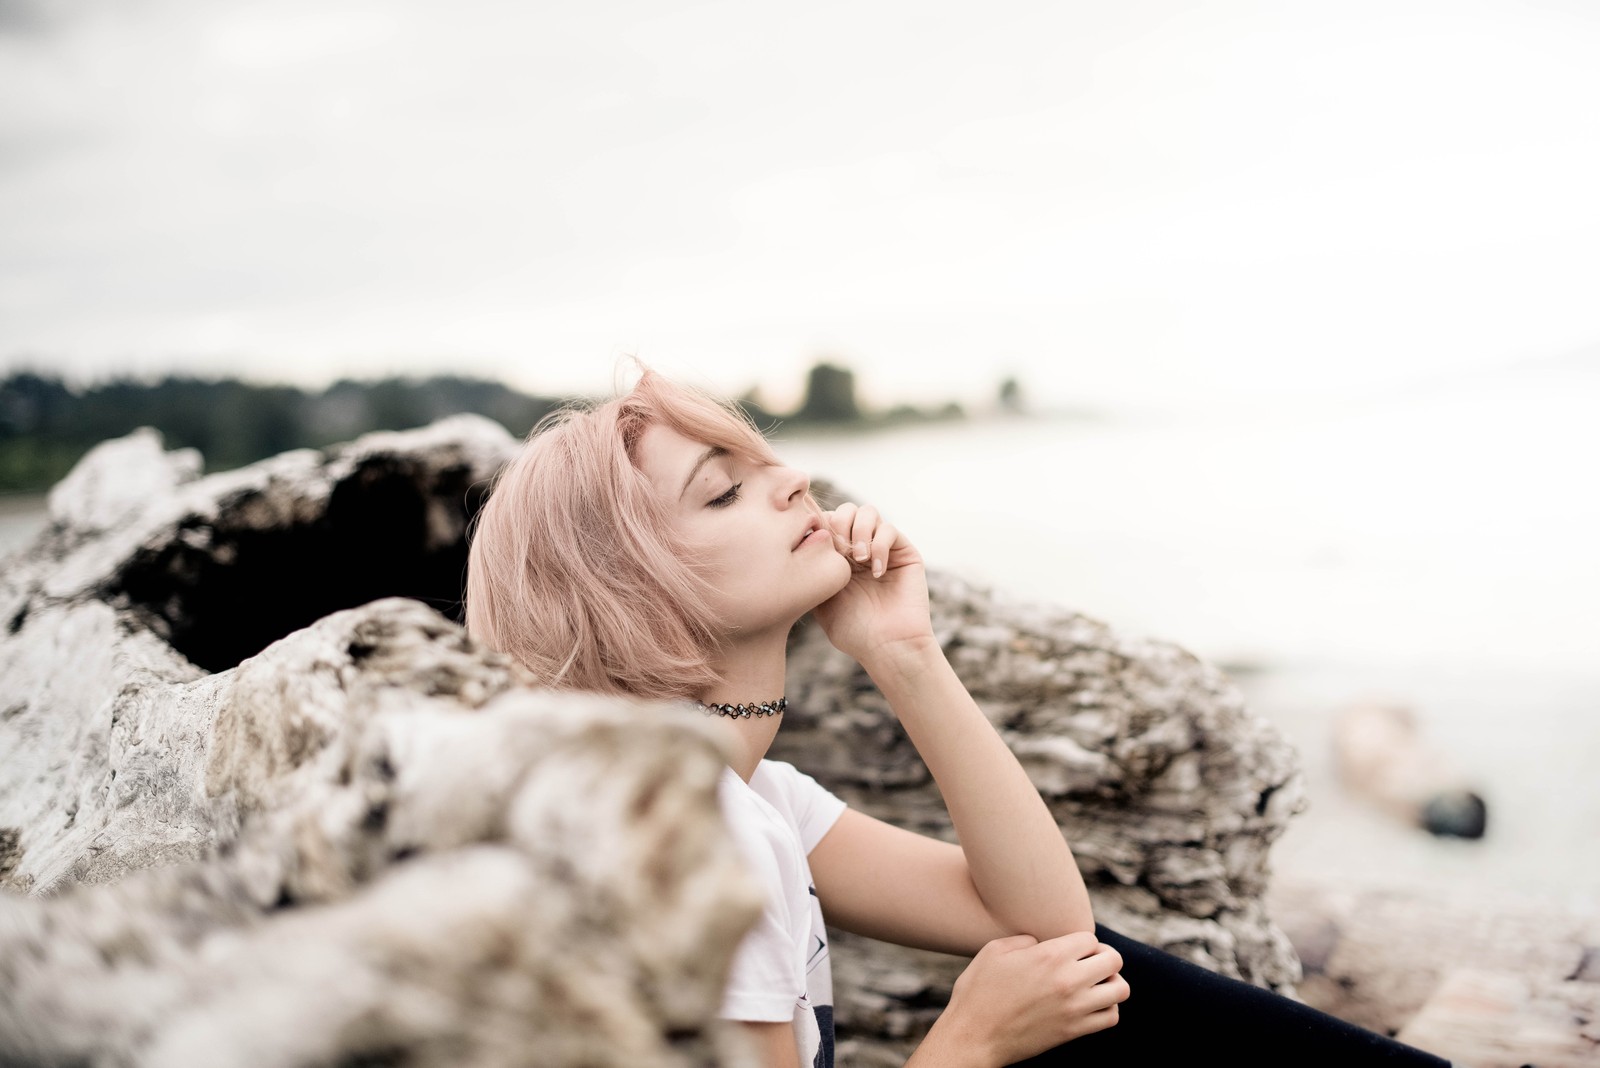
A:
[
  {"xmin": 0, "ymin": 371, "xmax": 567, "ymax": 494},
  {"xmin": 0, "ymin": 362, "xmax": 992, "ymax": 494}
]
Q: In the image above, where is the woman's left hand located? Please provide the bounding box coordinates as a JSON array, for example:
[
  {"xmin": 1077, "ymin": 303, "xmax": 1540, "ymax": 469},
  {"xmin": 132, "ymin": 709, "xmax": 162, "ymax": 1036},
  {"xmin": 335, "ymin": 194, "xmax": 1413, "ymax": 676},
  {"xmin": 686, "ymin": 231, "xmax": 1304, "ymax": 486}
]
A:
[{"xmin": 810, "ymin": 502, "xmax": 935, "ymax": 665}]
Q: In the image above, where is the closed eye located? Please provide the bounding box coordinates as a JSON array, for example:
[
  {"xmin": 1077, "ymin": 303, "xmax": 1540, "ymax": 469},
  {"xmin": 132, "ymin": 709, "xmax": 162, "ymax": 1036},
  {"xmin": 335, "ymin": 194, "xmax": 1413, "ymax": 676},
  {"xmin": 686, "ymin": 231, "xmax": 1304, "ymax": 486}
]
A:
[{"xmin": 708, "ymin": 482, "xmax": 742, "ymax": 508}]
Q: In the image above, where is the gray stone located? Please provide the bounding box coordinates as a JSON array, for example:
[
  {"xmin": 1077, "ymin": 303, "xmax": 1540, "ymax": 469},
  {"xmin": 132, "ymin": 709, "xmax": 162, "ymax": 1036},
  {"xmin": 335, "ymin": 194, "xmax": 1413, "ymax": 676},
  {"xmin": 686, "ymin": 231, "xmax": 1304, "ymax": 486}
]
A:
[
  {"xmin": 0, "ymin": 419, "xmax": 1308, "ymax": 1066},
  {"xmin": 2, "ymin": 422, "xmax": 763, "ymax": 1067}
]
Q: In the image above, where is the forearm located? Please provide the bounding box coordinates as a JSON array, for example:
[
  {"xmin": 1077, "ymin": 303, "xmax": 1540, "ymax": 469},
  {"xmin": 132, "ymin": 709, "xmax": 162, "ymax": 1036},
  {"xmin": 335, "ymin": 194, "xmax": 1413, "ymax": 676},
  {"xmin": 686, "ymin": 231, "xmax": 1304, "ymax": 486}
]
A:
[{"xmin": 861, "ymin": 636, "xmax": 1094, "ymax": 938}]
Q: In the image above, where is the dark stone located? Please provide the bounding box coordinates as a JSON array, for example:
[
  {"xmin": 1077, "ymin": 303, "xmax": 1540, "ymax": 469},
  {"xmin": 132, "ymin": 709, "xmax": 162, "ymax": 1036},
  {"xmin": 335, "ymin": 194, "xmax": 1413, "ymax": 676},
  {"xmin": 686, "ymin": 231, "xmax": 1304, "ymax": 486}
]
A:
[{"xmin": 1420, "ymin": 791, "xmax": 1488, "ymax": 839}]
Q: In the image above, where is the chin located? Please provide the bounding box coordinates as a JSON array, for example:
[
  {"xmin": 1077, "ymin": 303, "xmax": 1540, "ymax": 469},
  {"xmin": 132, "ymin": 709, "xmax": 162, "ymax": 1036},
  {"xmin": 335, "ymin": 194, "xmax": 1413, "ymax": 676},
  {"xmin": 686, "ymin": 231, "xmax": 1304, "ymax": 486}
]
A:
[
  {"xmin": 823, "ymin": 553, "xmax": 853, "ymax": 588},
  {"xmin": 781, "ymin": 562, "xmax": 851, "ymax": 621},
  {"xmin": 814, "ymin": 558, "xmax": 853, "ymax": 602},
  {"xmin": 725, "ymin": 567, "xmax": 851, "ymax": 634}
]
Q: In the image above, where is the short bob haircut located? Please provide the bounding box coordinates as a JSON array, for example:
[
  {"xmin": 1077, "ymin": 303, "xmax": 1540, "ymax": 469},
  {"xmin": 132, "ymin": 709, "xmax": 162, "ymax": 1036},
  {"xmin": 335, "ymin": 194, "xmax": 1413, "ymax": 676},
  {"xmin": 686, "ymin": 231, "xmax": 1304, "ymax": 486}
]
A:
[{"xmin": 464, "ymin": 368, "xmax": 781, "ymax": 699}]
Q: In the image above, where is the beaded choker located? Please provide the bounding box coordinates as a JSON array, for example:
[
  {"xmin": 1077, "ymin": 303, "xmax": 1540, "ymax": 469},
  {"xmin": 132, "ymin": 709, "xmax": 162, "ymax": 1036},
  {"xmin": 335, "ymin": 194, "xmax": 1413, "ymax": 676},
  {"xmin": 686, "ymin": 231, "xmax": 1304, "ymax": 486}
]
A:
[{"xmin": 697, "ymin": 696, "xmax": 787, "ymax": 719}]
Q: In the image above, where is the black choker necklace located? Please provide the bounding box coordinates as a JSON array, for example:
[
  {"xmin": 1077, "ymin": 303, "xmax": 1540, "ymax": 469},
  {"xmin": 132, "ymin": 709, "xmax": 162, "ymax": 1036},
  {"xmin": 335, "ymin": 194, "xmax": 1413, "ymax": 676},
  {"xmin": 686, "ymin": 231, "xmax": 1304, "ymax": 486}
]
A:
[{"xmin": 697, "ymin": 697, "xmax": 787, "ymax": 719}]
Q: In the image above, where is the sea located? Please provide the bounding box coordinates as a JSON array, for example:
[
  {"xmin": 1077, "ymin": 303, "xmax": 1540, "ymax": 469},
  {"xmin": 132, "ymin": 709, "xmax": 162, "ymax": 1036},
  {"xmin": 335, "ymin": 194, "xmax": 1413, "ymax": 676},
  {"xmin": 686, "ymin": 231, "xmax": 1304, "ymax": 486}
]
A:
[
  {"xmin": 2, "ymin": 360, "xmax": 1595, "ymax": 900},
  {"xmin": 773, "ymin": 361, "xmax": 1600, "ymax": 902}
]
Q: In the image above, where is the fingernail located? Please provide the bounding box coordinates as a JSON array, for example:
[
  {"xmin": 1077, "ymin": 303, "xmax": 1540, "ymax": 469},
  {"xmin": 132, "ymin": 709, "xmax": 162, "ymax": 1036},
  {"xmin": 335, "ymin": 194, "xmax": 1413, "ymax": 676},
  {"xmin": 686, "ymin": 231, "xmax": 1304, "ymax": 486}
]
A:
[
  {"xmin": 854, "ymin": 541, "xmax": 867, "ymax": 560},
  {"xmin": 872, "ymin": 561, "xmax": 884, "ymax": 578}
]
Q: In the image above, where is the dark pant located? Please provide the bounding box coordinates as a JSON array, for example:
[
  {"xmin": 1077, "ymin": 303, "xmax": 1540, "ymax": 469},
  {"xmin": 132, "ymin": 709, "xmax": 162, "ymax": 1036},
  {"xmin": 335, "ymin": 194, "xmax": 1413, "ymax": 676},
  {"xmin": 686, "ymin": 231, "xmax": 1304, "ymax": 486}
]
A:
[{"xmin": 1008, "ymin": 924, "xmax": 1452, "ymax": 1066}]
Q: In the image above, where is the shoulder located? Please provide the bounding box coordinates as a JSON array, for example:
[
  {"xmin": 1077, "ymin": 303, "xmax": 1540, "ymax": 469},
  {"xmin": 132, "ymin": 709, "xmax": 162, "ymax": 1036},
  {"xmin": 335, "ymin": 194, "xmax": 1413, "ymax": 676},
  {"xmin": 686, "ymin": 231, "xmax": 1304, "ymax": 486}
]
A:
[
  {"xmin": 752, "ymin": 758, "xmax": 825, "ymax": 791},
  {"xmin": 751, "ymin": 760, "xmax": 849, "ymax": 854},
  {"xmin": 750, "ymin": 759, "xmax": 833, "ymax": 812}
]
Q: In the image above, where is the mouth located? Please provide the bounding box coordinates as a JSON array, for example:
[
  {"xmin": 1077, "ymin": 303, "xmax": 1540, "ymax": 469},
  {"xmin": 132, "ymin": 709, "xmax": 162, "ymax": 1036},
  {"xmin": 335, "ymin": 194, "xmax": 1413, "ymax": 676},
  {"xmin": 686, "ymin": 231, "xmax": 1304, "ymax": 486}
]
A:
[{"xmin": 793, "ymin": 515, "xmax": 827, "ymax": 551}]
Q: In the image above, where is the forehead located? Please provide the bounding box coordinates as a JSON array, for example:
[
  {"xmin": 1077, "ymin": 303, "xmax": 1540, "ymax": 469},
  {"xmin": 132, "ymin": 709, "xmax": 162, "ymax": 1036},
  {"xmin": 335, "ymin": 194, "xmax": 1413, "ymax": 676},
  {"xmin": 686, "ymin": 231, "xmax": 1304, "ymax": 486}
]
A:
[{"xmin": 634, "ymin": 422, "xmax": 716, "ymax": 495}]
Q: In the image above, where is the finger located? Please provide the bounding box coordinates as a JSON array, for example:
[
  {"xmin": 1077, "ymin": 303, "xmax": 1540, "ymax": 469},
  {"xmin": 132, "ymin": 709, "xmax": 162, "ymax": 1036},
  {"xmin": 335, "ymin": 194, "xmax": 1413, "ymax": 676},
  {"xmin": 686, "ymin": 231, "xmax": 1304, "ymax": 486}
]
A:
[
  {"xmin": 1045, "ymin": 931, "xmax": 1102, "ymax": 960},
  {"xmin": 825, "ymin": 504, "xmax": 857, "ymax": 554},
  {"xmin": 849, "ymin": 505, "xmax": 878, "ymax": 564},
  {"xmin": 1078, "ymin": 1004, "xmax": 1121, "ymax": 1036},
  {"xmin": 1087, "ymin": 973, "xmax": 1130, "ymax": 1008},
  {"xmin": 1068, "ymin": 947, "xmax": 1124, "ymax": 988},
  {"xmin": 869, "ymin": 521, "xmax": 897, "ymax": 578}
]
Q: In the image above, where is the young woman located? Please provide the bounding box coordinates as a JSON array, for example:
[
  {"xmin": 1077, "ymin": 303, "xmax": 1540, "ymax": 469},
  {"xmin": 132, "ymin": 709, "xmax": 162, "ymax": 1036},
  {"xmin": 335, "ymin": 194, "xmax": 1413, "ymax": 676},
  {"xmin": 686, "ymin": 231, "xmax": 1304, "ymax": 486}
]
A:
[{"xmin": 463, "ymin": 369, "xmax": 1458, "ymax": 1068}]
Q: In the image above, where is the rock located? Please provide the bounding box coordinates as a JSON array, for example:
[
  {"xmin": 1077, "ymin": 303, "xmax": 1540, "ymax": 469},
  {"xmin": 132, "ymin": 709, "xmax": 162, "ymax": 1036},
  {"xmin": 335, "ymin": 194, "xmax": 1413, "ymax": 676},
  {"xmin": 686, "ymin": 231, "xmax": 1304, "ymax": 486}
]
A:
[
  {"xmin": 45, "ymin": 426, "xmax": 203, "ymax": 537},
  {"xmin": 1398, "ymin": 968, "xmax": 1600, "ymax": 1068},
  {"xmin": 1333, "ymin": 701, "xmax": 1488, "ymax": 839},
  {"xmin": 0, "ymin": 595, "xmax": 765, "ymax": 1068},
  {"xmin": 1, "ymin": 423, "xmax": 762, "ymax": 1067},
  {"xmin": 0, "ymin": 420, "xmax": 1309, "ymax": 1066},
  {"xmin": 1269, "ymin": 875, "xmax": 1600, "ymax": 1066}
]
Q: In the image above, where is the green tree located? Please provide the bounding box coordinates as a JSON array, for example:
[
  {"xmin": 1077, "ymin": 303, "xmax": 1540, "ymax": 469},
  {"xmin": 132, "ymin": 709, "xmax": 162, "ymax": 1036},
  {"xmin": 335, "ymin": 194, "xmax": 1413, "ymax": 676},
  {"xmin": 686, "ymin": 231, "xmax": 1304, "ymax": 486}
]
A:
[
  {"xmin": 998, "ymin": 376, "xmax": 1024, "ymax": 414},
  {"xmin": 794, "ymin": 362, "xmax": 859, "ymax": 422}
]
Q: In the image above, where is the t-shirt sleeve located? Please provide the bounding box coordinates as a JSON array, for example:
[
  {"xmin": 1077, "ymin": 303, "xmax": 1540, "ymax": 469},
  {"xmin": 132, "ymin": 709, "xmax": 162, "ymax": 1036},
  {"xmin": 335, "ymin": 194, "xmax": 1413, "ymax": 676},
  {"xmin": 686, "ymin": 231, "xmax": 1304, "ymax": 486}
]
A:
[
  {"xmin": 718, "ymin": 774, "xmax": 806, "ymax": 1022},
  {"xmin": 760, "ymin": 760, "xmax": 849, "ymax": 855},
  {"xmin": 720, "ymin": 896, "xmax": 805, "ymax": 1021}
]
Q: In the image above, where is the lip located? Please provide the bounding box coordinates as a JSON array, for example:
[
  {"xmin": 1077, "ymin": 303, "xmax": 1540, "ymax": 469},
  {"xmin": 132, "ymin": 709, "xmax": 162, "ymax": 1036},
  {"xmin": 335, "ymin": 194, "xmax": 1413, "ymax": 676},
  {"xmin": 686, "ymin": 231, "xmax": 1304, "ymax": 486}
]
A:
[
  {"xmin": 793, "ymin": 515, "xmax": 828, "ymax": 551},
  {"xmin": 795, "ymin": 526, "xmax": 831, "ymax": 551}
]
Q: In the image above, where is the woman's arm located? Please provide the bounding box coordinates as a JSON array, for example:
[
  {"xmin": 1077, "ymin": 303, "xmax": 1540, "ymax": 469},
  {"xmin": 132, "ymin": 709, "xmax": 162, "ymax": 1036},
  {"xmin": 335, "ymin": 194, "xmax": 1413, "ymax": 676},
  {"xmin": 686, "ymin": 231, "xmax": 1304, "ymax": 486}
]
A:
[
  {"xmin": 861, "ymin": 637, "xmax": 1094, "ymax": 938},
  {"xmin": 803, "ymin": 503, "xmax": 1123, "ymax": 1066},
  {"xmin": 806, "ymin": 505, "xmax": 1094, "ymax": 946},
  {"xmin": 808, "ymin": 806, "xmax": 1012, "ymax": 955},
  {"xmin": 736, "ymin": 936, "xmax": 1128, "ymax": 1068},
  {"xmin": 905, "ymin": 931, "xmax": 1127, "ymax": 1067},
  {"xmin": 737, "ymin": 1021, "xmax": 802, "ymax": 1068}
]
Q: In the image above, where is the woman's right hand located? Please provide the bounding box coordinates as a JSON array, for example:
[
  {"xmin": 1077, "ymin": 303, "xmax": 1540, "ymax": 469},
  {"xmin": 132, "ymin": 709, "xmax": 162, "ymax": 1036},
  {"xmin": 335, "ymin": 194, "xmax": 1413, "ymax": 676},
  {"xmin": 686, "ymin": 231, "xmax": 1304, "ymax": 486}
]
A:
[{"xmin": 926, "ymin": 931, "xmax": 1129, "ymax": 1067}]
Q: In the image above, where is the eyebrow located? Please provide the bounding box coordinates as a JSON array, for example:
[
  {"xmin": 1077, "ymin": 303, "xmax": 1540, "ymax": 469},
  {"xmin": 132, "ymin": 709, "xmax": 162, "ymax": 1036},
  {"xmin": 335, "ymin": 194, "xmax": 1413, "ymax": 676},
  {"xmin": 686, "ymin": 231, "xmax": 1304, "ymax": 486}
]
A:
[{"xmin": 678, "ymin": 445, "xmax": 728, "ymax": 500}]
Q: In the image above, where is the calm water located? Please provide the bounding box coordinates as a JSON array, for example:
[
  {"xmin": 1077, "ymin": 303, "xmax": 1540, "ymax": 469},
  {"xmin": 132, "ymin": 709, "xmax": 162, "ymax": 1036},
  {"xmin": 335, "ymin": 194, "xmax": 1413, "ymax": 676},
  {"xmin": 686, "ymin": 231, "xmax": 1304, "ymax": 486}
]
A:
[
  {"xmin": 3, "ymin": 364, "xmax": 1595, "ymax": 896},
  {"xmin": 776, "ymin": 364, "xmax": 1600, "ymax": 897},
  {"xmin": 0, "ymin": 493, "xmax": 47, "ymax": 563}
]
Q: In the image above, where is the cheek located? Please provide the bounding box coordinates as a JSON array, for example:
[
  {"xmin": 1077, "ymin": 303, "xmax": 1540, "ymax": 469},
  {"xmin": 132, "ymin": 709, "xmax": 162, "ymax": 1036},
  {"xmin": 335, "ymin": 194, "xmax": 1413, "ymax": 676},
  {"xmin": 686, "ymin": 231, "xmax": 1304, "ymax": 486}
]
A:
[{"xmin": 685, "ymin": 525, "xmax": 766, "ymax": 589}]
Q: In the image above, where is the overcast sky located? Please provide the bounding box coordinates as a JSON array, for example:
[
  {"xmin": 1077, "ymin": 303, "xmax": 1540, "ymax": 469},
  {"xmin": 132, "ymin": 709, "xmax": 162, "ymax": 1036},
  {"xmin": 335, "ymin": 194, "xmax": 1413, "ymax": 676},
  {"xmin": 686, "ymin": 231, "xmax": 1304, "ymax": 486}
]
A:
[{"xmin": 2, "ymin": 0, "xmax": 1597, "ymax": 412}]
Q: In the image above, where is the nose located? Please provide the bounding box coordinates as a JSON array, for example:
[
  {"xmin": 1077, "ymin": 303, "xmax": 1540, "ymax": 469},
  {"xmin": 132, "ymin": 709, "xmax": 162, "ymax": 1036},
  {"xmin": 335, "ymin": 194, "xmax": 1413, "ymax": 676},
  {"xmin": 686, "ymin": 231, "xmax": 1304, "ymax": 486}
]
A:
[{"xmin": 773, "ymin": 464, "xmax": 810, "ymax": 507}]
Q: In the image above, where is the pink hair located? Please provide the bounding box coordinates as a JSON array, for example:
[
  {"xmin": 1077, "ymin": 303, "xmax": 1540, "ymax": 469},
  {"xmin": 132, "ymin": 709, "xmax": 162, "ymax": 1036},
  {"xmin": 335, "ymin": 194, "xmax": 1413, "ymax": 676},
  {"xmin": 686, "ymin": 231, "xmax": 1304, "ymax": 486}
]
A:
[{"xmin": 464, "ymin": 369, "xmax": 781, "ymax": 699}]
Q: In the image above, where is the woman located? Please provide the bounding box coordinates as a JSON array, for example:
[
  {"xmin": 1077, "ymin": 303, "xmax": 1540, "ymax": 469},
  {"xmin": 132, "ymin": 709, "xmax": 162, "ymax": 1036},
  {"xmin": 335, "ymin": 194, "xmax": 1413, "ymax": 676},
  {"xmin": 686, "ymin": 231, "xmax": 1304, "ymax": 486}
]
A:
[{"xmin": 463, "ymin": 369, "xmax": 1458, "ymax": 1068}]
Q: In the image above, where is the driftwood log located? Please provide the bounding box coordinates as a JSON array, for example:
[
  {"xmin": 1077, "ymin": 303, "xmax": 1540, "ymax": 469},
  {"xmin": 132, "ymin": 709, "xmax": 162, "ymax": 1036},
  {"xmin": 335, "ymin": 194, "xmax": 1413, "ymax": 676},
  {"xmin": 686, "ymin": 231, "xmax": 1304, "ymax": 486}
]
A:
[{"xmin": 0, "ymin": 418, "xmax": 1307, "ymax": 1067}]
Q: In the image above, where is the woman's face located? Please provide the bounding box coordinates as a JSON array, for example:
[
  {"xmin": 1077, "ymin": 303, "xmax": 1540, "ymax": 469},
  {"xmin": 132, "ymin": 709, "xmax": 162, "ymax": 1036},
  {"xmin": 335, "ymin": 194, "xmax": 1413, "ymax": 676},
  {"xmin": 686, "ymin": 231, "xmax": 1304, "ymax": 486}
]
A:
[{"xmin": 635, "ymin": 422, "xmax": 852, "ymax": 638}]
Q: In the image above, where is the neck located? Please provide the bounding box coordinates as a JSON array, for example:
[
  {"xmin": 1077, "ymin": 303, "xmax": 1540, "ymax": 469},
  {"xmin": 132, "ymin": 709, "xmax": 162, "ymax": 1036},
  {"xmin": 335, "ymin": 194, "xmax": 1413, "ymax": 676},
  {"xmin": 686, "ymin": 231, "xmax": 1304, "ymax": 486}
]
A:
[{"xmin": 700, "ymin": 628, "xmax": 790, "ymax": 783}]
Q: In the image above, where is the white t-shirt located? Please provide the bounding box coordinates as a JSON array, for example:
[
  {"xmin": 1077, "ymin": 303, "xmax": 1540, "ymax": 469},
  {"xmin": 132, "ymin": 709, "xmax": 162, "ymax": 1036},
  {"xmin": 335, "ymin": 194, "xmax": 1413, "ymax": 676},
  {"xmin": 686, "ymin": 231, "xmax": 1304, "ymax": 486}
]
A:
[{"xmin": 717, "ymin": 758, "xmax": 849, "ymax": 1068}]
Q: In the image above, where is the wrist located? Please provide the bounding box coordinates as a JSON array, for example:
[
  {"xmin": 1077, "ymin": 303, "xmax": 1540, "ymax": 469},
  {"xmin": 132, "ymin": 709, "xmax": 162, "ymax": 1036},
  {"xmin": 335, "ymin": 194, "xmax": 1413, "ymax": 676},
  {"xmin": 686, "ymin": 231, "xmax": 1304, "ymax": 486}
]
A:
[
  {"xmin": 908, "ymin": 1009, "xmax": 994, "ymax": 1068},
  {"xmin": 857, "ymin": 632, "xmax": 943, "ymax": 680}
]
